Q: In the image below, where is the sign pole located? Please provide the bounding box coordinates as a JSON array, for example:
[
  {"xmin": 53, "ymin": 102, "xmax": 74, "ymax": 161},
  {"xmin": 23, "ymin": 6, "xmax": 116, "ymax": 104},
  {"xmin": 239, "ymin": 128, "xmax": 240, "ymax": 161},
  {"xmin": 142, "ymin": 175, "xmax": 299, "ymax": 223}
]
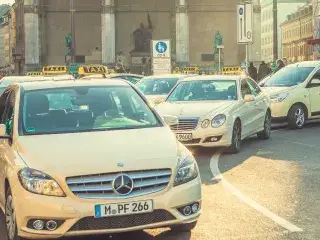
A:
[
  {"xmin": 218, "ymin": 48, "xmax": 221, "ymax": 71},
  {"xmin": 245, "ymin": 44, "xmax": 248, "ymax": 72}
]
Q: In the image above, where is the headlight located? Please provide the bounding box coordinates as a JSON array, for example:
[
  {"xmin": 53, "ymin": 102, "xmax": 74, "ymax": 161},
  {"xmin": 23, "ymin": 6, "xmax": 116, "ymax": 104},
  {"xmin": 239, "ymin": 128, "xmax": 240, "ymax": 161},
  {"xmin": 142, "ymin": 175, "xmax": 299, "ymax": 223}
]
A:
[
  {"xmin": 211, "ymin": 114, "xmax": 226, "ymax": 128},
  {"xmin": 18, "ymin": 168, "xmax": 66, "ymax": 197},
  {"xmin": 270, "ymin": 92, "xmax": 289, "ymax": 102},
  {"xmin": 201, "ymin": 119, "xmax": 210, "ymax": 128},
  {"xmin": 174, "ymin": 145, "xmax": 198, "ymax": 186}
]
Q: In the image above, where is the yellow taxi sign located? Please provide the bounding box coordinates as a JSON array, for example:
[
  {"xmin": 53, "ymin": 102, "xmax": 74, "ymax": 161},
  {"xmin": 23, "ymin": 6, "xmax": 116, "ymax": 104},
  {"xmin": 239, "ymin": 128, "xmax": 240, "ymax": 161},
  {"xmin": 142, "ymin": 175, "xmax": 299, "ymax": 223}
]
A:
[
  {"xmin": 78, "ymin": 65, "xmax": 108, "ymax": 75},
  {"xmin": 42, "ymin": 65, "xmax": 67, "ymax": 74},
  {"xmin": 221, "ymin": 66, "xmax": 243, "ymax": 75},
  {"xmin": 183, "ymin": 67, "xmax": 199, "ymax": 72},
  {"xmin": 27, "ymin": 72, "xmax": 42, "ymax": 76}
]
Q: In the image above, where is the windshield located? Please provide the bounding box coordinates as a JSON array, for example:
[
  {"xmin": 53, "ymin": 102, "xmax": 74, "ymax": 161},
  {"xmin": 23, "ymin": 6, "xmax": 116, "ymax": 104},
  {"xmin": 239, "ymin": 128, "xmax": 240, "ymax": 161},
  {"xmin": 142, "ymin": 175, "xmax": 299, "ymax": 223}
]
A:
[
  {"xmin": 136, "ymin": 77, "xmax": 179, "ymax": 95},
  {"xmin": 167, "ymin": 80, "xmax": 237, "ymax": 102},
  {"xmin": 21, "ymin": 86, "xmax": 161, "ymax": 135},
  {"xmin": 264, "ymin": 67, "xmax": 314, "ymax": 87}
]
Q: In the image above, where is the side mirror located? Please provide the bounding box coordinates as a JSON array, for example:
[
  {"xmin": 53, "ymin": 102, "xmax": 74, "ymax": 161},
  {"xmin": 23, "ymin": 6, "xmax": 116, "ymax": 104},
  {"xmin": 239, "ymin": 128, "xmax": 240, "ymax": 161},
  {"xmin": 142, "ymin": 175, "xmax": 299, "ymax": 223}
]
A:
[
  {"xmin": 244, "ymin": 94, "xmax": 255, "ymax": 102},
  {"xmin": 163, "ymin": 115, "xmax": 178, "ymax": 126},
  {"xmin": 310, "ymin": 78, "xmax": 320, "ymax": 85},
  {"xmin": 0, "ymin": 124, "xmax": 9, "ymax": 139}
]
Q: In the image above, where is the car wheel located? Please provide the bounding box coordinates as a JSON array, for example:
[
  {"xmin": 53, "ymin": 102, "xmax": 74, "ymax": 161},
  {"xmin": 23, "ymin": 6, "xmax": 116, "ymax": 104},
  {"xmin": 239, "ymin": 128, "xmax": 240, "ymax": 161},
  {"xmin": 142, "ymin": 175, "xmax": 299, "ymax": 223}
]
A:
[
  {"xmin": 257, "ymin": 111, "xmax": 271, "ymax": 140},
  {"xmin": 228, "ymin": 120, "xmax": 241, "ymax": 154},
  {"xmin": 288, "ymin": 104, "xmax": 306, "ymax": 129},
  {"xmin": 5, "ymin": 188, "xmax": 23, "ymax": 240},
  {"xmin": 170, "ymin": 221, "xmax": 197, "ymax": 232}
]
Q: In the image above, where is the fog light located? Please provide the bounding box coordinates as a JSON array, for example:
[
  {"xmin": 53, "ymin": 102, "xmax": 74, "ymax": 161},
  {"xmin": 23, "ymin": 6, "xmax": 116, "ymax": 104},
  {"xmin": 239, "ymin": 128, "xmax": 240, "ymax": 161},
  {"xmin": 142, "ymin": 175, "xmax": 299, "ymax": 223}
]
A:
[
  {"xmin": 33, "ymin": 220, "xmax": 44, "ymax": 230},
  {"xmin": 192, "ymin": 203, "xmax": 199, "ymax": 213},
  {"xmin": 46, "ymin": 220, "xmax": 57, "ymax": 231},
  {"xmin": 211, "ymin": 137, "xmax": 218, "ymax": 141},
  {"xmin": 183, "ymin": 206, "xmax": 192, "ymax": 216}
]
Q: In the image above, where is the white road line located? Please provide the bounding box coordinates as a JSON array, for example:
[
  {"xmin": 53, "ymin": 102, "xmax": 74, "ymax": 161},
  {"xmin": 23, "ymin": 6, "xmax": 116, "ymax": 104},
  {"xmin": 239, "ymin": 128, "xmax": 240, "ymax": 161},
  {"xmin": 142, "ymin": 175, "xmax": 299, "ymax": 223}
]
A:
[{"xmin": 210, "ymin": 151, "xmax": 303, "ymax": 232}]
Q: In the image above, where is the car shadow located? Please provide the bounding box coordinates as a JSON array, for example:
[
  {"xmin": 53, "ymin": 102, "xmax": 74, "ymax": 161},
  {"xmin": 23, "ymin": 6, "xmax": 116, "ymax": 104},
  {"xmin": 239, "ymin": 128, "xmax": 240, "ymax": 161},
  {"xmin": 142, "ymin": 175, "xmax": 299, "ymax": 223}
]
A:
[{"xmin": 0, "ymin": 210, "xmax": 191, "ymax": 240}]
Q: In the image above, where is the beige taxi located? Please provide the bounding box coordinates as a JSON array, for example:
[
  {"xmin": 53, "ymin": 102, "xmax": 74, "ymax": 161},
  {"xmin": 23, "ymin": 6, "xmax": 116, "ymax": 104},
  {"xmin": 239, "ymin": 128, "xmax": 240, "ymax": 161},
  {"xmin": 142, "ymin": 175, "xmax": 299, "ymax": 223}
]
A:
[
  {"xmin": 0, "ymin": 79, "xmax": 201, "ymax": 239},
  {"xmin": 136, "ymin": 74, "xmax": 188, "ymax": 105},
  {"xmin": 155, "ymin": 75, "xmax": 271, "ymax": 153},
  {"xmin": 261, "ymin": 61, "xmax": 320, "ymax": 129}
]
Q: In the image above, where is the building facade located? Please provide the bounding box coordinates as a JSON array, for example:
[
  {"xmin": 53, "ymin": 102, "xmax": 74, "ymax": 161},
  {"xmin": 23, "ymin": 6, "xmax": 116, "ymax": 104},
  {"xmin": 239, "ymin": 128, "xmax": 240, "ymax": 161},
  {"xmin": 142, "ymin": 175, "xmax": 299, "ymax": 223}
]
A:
[
  {"xmin": 0, "ymin": 4, "xmax": 11, "ymax": 70},
  {"xmin": 261, "ymin": 0, "xmax": 307, "ymax": 62},
  {"xmin": 281, "ymin": 4, "xmax": 313, "ymax": 62},
  {"xmin": 14, "ymin": 0, "xmax": 251, "ymax": 73},
  {"xmin": 248, "ymin": 0, "xmax": 262, "ymax": 64}
]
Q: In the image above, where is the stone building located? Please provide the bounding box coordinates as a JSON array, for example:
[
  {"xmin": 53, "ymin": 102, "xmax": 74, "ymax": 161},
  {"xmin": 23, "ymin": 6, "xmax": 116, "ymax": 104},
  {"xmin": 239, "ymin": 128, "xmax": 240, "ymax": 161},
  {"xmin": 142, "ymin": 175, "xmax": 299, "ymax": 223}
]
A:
[
  {"xmin": 261, "ymin": 0, "xmax": 307, "ymax": 62},
  {"xmin": 281, "ymin": 4, "xmax": 313, "ymax": 62},
  {"xmin": 0, "ymin": 4, "xmax": 11, "ymax": 70},
  {"xmin": 14, "ymin": 0, "xmax": 256, "ymax": 73}
]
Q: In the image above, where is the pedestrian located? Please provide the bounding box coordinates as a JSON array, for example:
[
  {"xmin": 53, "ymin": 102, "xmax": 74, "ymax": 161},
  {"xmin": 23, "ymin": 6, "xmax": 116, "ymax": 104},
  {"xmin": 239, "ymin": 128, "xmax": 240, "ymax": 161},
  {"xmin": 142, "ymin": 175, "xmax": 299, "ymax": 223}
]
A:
[
  {"xmin": 248, "ymin": 62, "xmax": 257, "ymax": 81},
  {"xmin": 282, "ymin": 57, "xmax": 288, "ymax": 66},
  {"xmin": 274, "ymin": 59, "xmax": 285, "ymax": 73},
  {"xmin": 257, "ymin": 61, "xmax": 269, "ymax": 82}
]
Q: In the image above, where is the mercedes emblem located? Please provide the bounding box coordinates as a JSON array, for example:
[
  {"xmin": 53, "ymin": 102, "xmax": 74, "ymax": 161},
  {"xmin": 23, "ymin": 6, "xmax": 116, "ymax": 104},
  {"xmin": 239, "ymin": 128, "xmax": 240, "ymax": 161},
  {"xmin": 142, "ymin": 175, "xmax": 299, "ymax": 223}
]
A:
[{"xmin": 112, "ymin": 174, "xmax": 134, "ymax": 195}]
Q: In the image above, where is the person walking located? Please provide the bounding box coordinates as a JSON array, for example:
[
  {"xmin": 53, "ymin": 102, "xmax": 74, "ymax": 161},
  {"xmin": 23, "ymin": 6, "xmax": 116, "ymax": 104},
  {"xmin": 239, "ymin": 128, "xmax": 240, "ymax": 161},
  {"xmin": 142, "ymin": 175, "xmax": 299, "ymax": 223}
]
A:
[
  {"xmin": 274, "ymin": 59, "xmax": 285, "ymax": 73},
  {"xmin": 258, "ymin": 61, "xmax": 269, "ymax": 82},
  {"xmin": 248, "ymin": 62, "xmax": 257, "ymax": 81}
]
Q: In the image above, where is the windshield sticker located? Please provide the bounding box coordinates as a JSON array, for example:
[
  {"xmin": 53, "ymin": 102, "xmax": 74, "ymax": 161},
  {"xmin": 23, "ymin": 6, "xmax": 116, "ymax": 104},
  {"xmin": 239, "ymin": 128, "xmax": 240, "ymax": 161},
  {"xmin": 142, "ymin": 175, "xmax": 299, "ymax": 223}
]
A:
[{"xmin": 26, "ymin": 127, "xmax": 36, "ymax": 132}]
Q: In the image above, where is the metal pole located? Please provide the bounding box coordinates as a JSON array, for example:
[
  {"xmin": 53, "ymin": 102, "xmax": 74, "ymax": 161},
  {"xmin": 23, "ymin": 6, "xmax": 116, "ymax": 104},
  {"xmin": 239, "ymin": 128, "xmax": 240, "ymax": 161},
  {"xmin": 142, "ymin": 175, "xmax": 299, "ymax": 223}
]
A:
[
  {"xmin": 245, "ymin": 44, "xmax": 248, "ymax": 72},
  {"xmin": 218, "ymin": 48, "xmax": 221, "ymax": 71},
  {"xmin": 8, "ymin": 14, "xmax": 11, "ymax": 66},
  {"xmin": 273, "ymin": 0, "xmax": 278, "ymax": 60},
  {"xmin": 70, "ymin": 0, "xmax": 76, "ymax": 63}
]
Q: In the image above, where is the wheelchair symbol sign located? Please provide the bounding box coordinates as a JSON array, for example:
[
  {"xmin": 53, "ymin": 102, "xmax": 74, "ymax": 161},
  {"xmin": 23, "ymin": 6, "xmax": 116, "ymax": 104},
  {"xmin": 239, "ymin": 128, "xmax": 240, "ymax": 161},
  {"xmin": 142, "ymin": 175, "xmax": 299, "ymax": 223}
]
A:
[{"xmin": 156, "ymin": 42, "xmax": 167, "ymax": 53}]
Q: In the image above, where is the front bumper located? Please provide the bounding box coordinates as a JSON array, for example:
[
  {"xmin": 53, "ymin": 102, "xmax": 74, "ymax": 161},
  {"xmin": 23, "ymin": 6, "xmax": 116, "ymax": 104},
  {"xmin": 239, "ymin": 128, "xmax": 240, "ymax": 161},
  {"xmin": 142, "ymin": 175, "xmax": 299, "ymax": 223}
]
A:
[
  {"xmin": 12, "ymin": 176, "xmax": 201, "ymax": 239},
  {"xmin": 270, "ymin": 101, "xmax": 290, "ymax": 120},
  {"xmin": 173, "ymin": 125, "xmax": 232, "ymax": 147}
]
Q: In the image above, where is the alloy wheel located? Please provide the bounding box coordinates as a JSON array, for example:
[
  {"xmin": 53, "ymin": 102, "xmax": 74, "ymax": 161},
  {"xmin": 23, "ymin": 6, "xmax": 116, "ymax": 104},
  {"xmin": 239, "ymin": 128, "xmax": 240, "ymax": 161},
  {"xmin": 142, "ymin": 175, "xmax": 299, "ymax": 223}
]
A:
[{"xmin": 295, "ymin": 108, "xmax": 305, "ymax": 128}]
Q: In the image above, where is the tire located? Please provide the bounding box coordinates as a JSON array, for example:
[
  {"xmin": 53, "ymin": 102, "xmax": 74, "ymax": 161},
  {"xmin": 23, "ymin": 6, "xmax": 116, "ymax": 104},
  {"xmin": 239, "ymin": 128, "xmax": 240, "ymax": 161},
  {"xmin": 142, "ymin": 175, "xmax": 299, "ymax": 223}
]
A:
[
  {"xmin": 228, "ymin": 120, "xmax": 241, "ymax": 154},
  {"xmin": 5, "ymin": 188, "xmax": 24, "ymax": 240},
  {"xmin": 287, "ymin": 104, "xmax": 306, "ymax": 129},
  {"xmin": 257, "ymin": 111, "xmax": 271, "ymax": 140},
  {"xmin": 170, "ymin": 221, "xmax": 197, "ymax": 232}
]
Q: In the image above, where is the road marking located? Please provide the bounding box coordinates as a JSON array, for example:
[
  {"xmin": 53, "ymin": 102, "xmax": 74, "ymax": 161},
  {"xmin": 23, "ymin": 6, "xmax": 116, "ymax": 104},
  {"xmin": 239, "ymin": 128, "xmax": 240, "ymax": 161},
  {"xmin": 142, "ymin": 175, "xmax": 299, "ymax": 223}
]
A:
[{"xmin": 210, "ymin": 151, "xmax": 303, "ymax": 232}]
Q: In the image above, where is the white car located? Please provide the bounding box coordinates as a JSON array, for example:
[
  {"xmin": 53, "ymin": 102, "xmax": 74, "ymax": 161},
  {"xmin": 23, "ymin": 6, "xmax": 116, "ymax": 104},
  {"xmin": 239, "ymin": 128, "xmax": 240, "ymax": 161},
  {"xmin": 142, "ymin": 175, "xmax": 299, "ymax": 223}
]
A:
[
  {"xmin": 136, "ymin": 74, "xmax": 188, "ymax": 105},
  {"xmin": 155, "ymin": 75, "xmax": 271, "ymax": 153}
]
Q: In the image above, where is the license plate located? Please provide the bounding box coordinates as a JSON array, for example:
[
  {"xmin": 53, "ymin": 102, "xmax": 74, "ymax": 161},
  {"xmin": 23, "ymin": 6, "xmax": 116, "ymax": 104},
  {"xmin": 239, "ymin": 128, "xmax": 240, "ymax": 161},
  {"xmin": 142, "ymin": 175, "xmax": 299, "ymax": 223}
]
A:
[
  {"xmin": 94, "ymin": 200, "xmax": 153, "ymax": 218},
  {"xmin": 176, "ymin": 133, "xmax": 192, "ymax": 141}
]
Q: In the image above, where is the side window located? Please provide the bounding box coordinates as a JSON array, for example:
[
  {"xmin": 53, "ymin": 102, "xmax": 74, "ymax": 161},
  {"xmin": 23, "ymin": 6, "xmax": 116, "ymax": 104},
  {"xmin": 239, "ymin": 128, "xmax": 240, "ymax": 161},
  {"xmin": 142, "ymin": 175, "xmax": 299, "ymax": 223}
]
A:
[
  {"xmin": 241, "ymin": 80, "xmax": 252, "ymax": 98},
  {"xmin": 246, "ymin": 79, "xmax": 262, "ymax": 96},
  {"xmin": 309, "ymin": 70, "xmax": 320, "ymax": 88},
  {"xmin": 3, "ymin": 91, "xmax": 15, "ymax": 136},
  {"xmin": 0, "ymin": 89, "xmax": 10, "ymax": 122}
]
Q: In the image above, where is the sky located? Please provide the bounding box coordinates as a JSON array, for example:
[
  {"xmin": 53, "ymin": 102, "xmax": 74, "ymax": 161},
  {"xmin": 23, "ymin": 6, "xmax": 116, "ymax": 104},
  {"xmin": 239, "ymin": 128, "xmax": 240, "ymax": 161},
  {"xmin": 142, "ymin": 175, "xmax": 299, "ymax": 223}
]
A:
[{"xmin": 0, "ymin": 0, "xmax": 14, "ymax": 5}]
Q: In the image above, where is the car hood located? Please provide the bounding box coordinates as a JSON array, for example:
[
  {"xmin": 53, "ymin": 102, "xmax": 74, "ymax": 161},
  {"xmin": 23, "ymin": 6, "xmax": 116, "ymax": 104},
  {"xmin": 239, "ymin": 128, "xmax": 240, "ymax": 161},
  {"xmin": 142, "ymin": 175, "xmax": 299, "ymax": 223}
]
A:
[
  {"xmin": 155, "ymin": 101, "xmax": 236, "ymax": 118},
  {"xmin": 261, "ymin": 86, "xmax": 295, "ymax": 96},
  {"xmin": 16, "ymin": 127, "xmax": 179, "ymax": 178},
  {"xmin": 145, "ymin": 95, "xmax": 167, "ymax": 105}
]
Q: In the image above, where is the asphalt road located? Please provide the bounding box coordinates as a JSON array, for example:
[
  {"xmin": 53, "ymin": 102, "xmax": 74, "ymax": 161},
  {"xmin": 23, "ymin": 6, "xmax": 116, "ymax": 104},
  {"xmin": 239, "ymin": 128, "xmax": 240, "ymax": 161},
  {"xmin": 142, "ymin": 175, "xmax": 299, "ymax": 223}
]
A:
[{"xmin": 1, "ymin": 123, "xmax": 320, "ymax": 240}]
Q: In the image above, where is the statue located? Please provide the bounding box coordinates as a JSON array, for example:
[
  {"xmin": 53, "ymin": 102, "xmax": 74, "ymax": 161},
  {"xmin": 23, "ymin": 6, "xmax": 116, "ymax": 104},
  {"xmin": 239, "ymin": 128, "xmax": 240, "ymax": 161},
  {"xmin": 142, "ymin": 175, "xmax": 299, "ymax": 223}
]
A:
[
  {"xmin": 65, "ymin": 33, "xmax": 72, "ymax": 55},
  {"xmin": 213, "ymin": 31, "xmax": 223, "ymax": 54},
  {"xmin": 132, "ymin": 13, "xmax": 153, "ymax": 52}
]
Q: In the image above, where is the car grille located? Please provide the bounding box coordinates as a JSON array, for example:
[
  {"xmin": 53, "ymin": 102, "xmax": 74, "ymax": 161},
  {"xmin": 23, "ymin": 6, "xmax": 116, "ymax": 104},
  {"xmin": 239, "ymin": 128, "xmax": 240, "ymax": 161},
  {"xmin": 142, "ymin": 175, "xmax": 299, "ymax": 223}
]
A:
[
  {"xmin": 66, "ymin": 169, "xmax": 172, "ymax": 199},
  {"xmin": 170, "ymin": 118, "xmax": 199, "ymax": 131},
  {"xmin": 68, "ymin": 210, "xmax": 175, "ymax": 231}
]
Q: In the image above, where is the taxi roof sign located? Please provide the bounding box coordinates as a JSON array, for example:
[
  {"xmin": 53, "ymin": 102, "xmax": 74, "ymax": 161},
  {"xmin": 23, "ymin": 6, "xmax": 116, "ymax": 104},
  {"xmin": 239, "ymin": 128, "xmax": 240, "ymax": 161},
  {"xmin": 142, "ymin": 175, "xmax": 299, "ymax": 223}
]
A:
[
  {"xmin": 221, "ymin": 66, "xmax": 242, "ymax": 72},
  {"xmin": 183, "ymin": 67, "xmax": 199, "ymax": 72},
  {"xmin": 27, "ymin": 72, "xmax": 42, "ymax": 76},
  {"xmin": 42, "ymin": 65, "xmax": 67, "ymax": 74},
  {"xmin": 78, "ymin": 65, "xmax": 108, "ymax": 75}
]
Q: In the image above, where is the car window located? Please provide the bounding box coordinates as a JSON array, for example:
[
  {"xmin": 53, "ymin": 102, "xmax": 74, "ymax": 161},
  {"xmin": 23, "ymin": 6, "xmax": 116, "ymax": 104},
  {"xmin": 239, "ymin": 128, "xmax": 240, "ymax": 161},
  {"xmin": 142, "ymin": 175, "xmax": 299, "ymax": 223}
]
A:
[
  {"xmin": 126, "ymin": 76, "xmax": 141, "ymax": 84},
  {"xmin": 136, "ymin": 77, "xmax": 179, "ymax": 95},
  {"xmin": 0, "ymin": 89, "xmax": 11, "ymax": 123},
  {"xmin": 264, "ymin": 66, "xmax": 314, "ymax": 87},
  {"xmin": 21, "ymin": 86, "xmax": 161, "ymax": 135},
  {"xmin": 167, "ymin": 80, "xmax": 237, "ymax": 102},
  {"xmin": 3, "ymin": 91, "xmax": 15, "ymax": 136},
  {"xmin": 246, "ymin": 78, "xmax": 261, "ymax": 96},
  {"xmin": 241, "ymin": 79, "xmax": 252, "ymax": 98}
]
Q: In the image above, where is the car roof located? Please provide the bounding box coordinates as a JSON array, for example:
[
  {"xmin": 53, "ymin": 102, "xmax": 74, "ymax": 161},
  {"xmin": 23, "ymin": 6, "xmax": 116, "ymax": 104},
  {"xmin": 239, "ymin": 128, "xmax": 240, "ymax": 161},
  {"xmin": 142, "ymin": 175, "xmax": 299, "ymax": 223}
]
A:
[
  {"xmin": 289, "ymin": 61, "xmax": 320, "ymax": 68},
  {"xmin": 15, "ymin": 79, "xmax": 130, "ymax": 91},
  {"xmin": 142, "ymin": 74, "xmax": 187, "ymax": 79},
  {"xmin": 109, "ymin": 73, "xmax": 143, "ymax": 77},
  {"xmin": 180, "ymin": 75, "xmax": 242, "ymax": 82}
]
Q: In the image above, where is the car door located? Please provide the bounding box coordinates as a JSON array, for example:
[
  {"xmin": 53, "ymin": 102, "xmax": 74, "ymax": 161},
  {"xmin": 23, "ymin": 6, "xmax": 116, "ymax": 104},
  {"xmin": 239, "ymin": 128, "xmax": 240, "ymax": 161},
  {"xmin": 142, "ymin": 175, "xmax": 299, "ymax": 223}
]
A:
[
  {"xmin": 0, "ymin": 89, "xmax": 13, "ymax": 206},
  {"xmin": 246, "ymin": 78, "xmax": 267, "ymax": 130},
  {"xmin": 239, "ymin": 79, "xmax": 256, "ymax": 137},
  {"xmin": 307, "ymin": 69, "xmax": 320, "ymax": 118}
]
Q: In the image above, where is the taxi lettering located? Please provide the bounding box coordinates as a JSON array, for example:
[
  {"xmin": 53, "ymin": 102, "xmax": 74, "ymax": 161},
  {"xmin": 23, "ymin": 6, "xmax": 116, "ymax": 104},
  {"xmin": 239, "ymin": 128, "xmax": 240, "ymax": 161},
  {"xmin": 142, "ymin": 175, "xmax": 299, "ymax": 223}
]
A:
[{"xmin": 83, "ymin": 66, "xmax": 106, "ymax": 73}]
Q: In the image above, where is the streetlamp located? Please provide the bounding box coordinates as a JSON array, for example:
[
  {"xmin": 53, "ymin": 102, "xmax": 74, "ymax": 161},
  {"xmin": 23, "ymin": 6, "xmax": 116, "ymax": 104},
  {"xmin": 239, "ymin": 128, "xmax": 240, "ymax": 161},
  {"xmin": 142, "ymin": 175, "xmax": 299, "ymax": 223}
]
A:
[{"xmin": 70, "ymin": 0, "xmax": 76, "ymax": 63}]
